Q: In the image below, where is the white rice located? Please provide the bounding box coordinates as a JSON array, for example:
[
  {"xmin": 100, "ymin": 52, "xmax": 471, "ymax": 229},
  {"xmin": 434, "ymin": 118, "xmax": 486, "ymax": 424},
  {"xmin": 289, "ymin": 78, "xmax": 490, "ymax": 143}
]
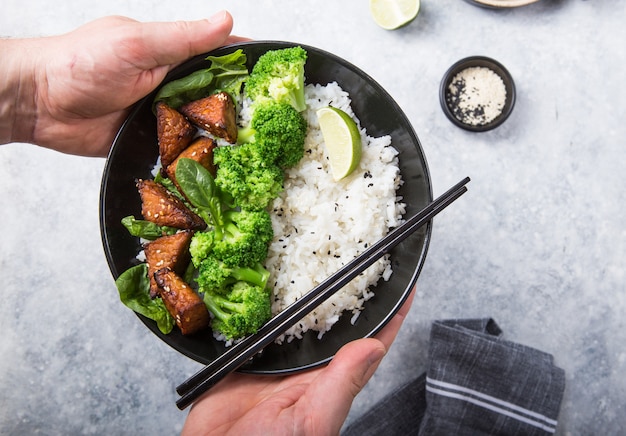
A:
[{"xmin": 264, "ymin": 82, "xmax": 405, "ymax": 343}]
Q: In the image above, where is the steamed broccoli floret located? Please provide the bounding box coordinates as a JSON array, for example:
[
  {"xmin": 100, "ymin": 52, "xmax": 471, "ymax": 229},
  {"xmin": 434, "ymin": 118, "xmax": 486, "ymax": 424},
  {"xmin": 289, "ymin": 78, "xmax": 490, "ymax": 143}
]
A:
[
  {"xmin": 213, "ymin": 210, "xmax": 273, "ymax": 267},
  {"xmin": 190, "ymin": 209, "xmax": 273, "ymax": 268},
  {"xmin": 210, "ymin": 48, "xmax": 309, "ymax": 210},
  {"xmin": 213, "ymin": 143, "xmax": 284, "ymax": 211},
  {"xmin": 245, "ymin": 46, "xmax": 307, "ymax": 113},
  {"xmin": 203, "ymin": 281, "xmax": 272, "ymax": 339},
  {"xmin": 237, "ymin": 102, "xmax": 307, "ymax": 168},
  {"xmin": 189, "ymin": 231, "xmax": 216, "ymax": 267},
  {"xmin": 197, "ymin": 255, "xmax": 270, "ymax": 292}
]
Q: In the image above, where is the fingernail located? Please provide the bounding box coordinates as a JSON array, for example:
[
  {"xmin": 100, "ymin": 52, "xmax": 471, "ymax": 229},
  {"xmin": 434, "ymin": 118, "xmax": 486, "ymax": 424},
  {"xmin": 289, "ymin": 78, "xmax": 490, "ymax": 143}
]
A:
[
  {"xmin": 208, "ymin": 10, "xmax": 228, "ymax": 24},
  {"xmin": 367, "ymin": 346, "xmax": 386, "ymax": 368},
  {"xmin": 361, "ymin": 346, "xmax": 386, "ymax": 382}
]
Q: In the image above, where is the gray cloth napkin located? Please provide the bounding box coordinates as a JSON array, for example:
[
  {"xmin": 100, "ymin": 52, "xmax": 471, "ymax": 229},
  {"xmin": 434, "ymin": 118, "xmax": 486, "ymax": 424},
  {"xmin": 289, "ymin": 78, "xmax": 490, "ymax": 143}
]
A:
[{"xmin": 343, "ymin": 318, "xmax": 566, "ymax": 436}]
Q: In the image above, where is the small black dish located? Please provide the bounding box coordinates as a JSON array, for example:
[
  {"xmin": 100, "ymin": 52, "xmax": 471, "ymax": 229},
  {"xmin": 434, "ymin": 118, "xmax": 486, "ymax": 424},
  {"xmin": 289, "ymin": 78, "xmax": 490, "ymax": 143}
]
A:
[{"xmin": 439, "ymin": 56, "xmax": 516, "ymax": 132}]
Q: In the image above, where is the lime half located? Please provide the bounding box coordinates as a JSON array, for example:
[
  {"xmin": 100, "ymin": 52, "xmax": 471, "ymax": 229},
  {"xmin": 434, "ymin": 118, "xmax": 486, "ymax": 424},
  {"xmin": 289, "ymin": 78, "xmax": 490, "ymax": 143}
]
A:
[
  {"xmin": 316, "ymin": 106, "xmax": 362, "ymax": 181},
  {"xmin": 369, "ymin": 0, "xmax": 420, "ymax": 30}
]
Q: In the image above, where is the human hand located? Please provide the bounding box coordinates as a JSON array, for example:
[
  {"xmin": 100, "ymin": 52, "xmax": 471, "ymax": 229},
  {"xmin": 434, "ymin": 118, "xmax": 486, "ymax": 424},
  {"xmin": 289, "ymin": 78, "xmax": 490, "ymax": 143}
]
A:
[
  {"xmin": 1, "ymin": 12, "xmax": 244, "ymax": 156},
  {"xmin": 181, "ymin": 289, "xmax": 415, "ymax": 436}
]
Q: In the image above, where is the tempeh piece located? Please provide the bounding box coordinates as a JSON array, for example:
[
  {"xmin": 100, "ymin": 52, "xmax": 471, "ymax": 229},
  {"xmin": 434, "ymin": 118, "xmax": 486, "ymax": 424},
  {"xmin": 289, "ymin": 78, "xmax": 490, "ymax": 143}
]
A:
[
  {"xmin": 137, "ymin": 179, "xmax": 206, "ymax": 230},
  {"xmin": 144, "ymin": 230, "xmax": 193, "ymax": 298},
  {"xmin": 155, "ymin": 101, "xmax": 196, "ymax": 169},
  {"xmin": 179, "ymin": 92, "xmax": 238, "ymax": 143},
  {"xmin": 154, "ymin": 268, "xmax": 210, "ymax": 335},
  {"xmin": 166, "ymin": 136, "xmax": 217, "ymax": 193}
]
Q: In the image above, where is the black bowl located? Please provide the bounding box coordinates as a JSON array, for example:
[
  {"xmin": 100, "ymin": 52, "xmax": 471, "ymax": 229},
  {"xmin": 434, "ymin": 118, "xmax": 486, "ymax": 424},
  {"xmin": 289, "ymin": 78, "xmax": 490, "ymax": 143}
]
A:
[
  {"xmin": 100, "ymin": 41, "xmax": 432, "ymax": 375},
  {"xmin": 439, "ymin": 56, "xmax": 516, "ymax": 132}
]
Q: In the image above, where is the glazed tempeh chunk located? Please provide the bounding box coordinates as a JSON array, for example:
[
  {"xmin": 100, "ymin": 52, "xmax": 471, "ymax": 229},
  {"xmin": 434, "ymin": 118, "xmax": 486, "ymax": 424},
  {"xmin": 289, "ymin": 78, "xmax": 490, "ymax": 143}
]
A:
[
  {"xmin": 155, "ymin": 101, "xmax": 197, "ymax": 169},
  {"xmin": 179, "ymin": 92, "xmax": 238, "ymax": 143},
  {"xmin": 154, "ymin": 267, "xmax": 210, "ymax": 335},
  {"xmin": 144, "ymin": 230, "xmax": 193, "ymax": 298},
  {"xmin": 166, "ymin": 136, "xmax": 217, "ymax": 190},
  {"xmin": 137, "ymin": 179, "xmax": 206, "ymax": 230}
]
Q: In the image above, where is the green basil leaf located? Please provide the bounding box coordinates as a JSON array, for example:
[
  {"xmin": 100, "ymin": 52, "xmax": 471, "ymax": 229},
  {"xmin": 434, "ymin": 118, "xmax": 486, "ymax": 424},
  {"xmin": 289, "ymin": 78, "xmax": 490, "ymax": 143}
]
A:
[{"xmin": 115, "ymin": 264, "xmax": 175, "ymax": 334}]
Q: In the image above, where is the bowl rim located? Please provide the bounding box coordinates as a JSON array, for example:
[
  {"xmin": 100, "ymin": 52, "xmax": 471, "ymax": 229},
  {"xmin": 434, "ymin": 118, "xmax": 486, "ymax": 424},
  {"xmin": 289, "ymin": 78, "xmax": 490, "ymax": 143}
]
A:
[
  {"xmin": 99, "ymin": 40, "xmax": 433, "ymax": 374},
  {"xmin": 439, "ymin": 55, "xmax": 516, "ymax": 132}
]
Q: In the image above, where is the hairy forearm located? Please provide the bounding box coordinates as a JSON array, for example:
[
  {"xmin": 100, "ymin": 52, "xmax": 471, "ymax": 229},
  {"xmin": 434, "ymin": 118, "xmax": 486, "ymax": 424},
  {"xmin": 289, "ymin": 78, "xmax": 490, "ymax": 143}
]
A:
[{"xmin": 0, "ymin": 38, "xmax": 39, "ymax": 145}]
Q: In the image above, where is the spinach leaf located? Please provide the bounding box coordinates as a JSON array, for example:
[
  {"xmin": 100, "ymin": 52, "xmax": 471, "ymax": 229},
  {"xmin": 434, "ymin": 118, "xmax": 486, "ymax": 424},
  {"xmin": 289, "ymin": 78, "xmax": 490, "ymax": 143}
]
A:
[
  {"xmin": 154, "ymin": 69, "xmax": 215, "ymax": 109},
  {"xmin": 153, "ymin": 49, "xmax": 248, "ymax": 110},
  {"xmin": 121, "ymin": 216, "xmax": 177, "ymax": 240},
  {"xmin": 174, "ymin": 158, "xmax": 217, "ymax": 208},
  {"xmin": 206, "ymin": 50, "xmax": 249, "ymax": 97},
  {"xmin": 115, "ymin": 264, "xmax": 175, "ymax": 334},
  {"xmin": 175, "ymin": 158, "xmax": 224, "ymax": 231}
]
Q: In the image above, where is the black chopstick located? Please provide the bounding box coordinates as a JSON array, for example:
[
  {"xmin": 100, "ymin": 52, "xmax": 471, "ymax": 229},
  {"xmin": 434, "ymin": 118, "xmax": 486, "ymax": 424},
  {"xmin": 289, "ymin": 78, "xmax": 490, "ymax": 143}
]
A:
[{"xmin": 175, "ymin": 176, "xmax": 470, "ymax": 410}]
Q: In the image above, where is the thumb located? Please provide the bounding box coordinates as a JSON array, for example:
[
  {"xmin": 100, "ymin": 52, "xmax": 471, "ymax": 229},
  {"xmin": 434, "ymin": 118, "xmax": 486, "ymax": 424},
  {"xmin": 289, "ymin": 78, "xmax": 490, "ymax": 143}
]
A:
[
  {"xmin": 307, "ymin": 338, "xmax": 387, "ymax": 433},
  {"xmin": 131, "ymin": 11, "xmax": 235, "ymax": 69}
]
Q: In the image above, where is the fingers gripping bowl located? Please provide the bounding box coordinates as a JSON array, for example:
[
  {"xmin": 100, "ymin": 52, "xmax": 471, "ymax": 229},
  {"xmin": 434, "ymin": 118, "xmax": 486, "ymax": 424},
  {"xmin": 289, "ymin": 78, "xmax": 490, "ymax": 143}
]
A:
[{"xmin": 99, "ymin": 41, "xmax": 432, "ymax": 374}]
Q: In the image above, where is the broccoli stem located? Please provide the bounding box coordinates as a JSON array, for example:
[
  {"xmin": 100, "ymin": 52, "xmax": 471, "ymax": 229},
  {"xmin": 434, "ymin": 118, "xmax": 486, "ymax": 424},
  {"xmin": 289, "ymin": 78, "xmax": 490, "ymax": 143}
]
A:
[
  {"xmin": 237, "ymin": 126, "xmax": 256, "ymax": 144},
  {"xmin": 203, "ymin": 293, "xmax": 231, "ymax": 322},
  {"xmin": 230, "ymin": 263, "xmax": 270, "ymax": 289},
  {"xmin": 223, "ymin": 221, "xmax": 243, "ymax": 240},
  {"xmin": 216, "ymin": 298, "xmax": 245, "ymax": 314},
  {"xmin": 217, "ymin": 211, "xmax": 245, "ymax": 242}
]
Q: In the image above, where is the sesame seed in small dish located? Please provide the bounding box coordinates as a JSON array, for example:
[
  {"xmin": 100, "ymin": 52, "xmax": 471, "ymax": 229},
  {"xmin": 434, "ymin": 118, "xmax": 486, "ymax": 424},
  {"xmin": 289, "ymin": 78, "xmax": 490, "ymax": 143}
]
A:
[{"xmin": 440, "ymin": 56, "xmax": 516, "ymax": 132}]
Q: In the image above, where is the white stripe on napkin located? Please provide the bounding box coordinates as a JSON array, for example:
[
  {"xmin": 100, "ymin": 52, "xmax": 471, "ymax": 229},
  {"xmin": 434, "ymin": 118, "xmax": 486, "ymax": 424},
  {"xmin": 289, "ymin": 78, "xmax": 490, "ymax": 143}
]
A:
[{"xmin": 426, "ymin": 377, "xmax": 558, "ymax": 434}]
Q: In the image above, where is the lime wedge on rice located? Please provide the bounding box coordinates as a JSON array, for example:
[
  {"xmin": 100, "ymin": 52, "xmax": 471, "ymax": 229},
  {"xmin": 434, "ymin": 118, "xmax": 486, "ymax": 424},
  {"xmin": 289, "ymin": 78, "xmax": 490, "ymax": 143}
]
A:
[
  {"xmin": 369, "ymin": 0, "xmax": 420, "ymax": 30},
  {"xmin": 316, "ymin": 106, "xmax": 362, "ymax": 181}
]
